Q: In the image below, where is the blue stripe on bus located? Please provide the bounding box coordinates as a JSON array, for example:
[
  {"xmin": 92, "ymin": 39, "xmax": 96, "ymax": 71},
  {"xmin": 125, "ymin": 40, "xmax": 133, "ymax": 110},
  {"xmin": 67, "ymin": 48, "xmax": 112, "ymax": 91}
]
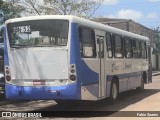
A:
[
  {"xmin": 70, "ymin": 23, "xmax": 99, "ymax": 86},
  {"xmin": 107, "ymin": 72, "xmax": 142, "ymax": 81},
  {"xmin": 5, "ymin": 83, "xmax": 80, "ymax": 100},
  {"xmin": 4, "ymin": 28, "xmax": 9, "ymax": 65}
]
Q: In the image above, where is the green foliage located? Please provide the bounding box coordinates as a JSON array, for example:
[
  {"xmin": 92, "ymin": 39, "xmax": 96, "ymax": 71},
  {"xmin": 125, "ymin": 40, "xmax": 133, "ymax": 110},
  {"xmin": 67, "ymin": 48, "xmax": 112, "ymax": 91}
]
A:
[
  {"xmin": 0, "ymin": 0, "xmax": 25, "ymax": 22},
  {"xmin": 0, "ymin": 0, "xmax": 25, "ymax": 43},
  {"xmin": 1, "ymin": 0, "xmax": 104, "ymax": 19},
  {"xmin": 43, "ymin": 0, "xmax": 104, "ymax": 18}
]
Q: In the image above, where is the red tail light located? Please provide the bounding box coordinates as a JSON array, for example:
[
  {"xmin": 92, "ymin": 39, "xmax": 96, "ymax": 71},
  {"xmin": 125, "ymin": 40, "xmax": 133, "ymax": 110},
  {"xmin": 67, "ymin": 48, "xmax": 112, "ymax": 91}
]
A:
[
  {"xmin": 5, "ymin": 66, "xmax": 11, "ymax": 81},
  {"xmin": 70, "ymin": 64, "xmax": 76, "ymax": 81}
]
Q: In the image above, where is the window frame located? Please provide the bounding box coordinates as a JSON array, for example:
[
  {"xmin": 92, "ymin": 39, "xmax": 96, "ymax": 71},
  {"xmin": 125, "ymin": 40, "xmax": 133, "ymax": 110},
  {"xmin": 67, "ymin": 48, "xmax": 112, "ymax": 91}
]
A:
[
  {"xmin": 78, "ymin": 26, "xmax": 97, "ymax": 58},
  {"xmin": 106, "ymin": 32, "xmax": 113, "ymax": 58},
  {"xmin": 141, "ymin": 41, "xmax": 147, "ymax": 59},
  {"xmin": 124, "ymin": 37, "xmax": 133, "ymax": 59},
  {"xmin": 112, "ymin": 34, "xmax": 124, "ymax": 58},
  {"xmin": 7, "ymin": 20, "xmax": 69, "ymax": 48},
  {"xmin": 132, "ymin": 39, "xmax": 141, "ymax": 59}
]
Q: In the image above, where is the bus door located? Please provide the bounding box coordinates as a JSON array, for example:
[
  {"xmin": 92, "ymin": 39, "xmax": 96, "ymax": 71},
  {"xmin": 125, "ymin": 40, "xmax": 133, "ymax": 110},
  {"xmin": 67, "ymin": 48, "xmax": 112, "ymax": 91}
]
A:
[{"xmin": 96, "ymin": 34, "xmax": 105, "ymax": 98}]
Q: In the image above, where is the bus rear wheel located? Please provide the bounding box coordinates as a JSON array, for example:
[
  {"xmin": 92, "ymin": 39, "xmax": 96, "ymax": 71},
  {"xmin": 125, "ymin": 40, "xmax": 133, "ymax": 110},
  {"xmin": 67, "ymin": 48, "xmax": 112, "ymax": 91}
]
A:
[{"xmin": 110, "ymin": 80, "xmax": 119, "ymax": 104}]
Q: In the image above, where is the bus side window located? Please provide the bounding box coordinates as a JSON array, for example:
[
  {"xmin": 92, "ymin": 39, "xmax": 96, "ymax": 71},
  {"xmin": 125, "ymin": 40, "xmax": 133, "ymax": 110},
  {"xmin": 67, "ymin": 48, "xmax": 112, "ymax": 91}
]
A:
[
  {"xmin": 139, "ymin": 41, "xmax": 142, "ymax": 58},
  {"xmin": 106, "ymin": 33, "xmax": 113, "ymax": 58},
  {"xmin": 113, "ymin": 34, "xmax": 123, "ymax": 58},
  {"xmin": 133, "ymin": 39, "xmax": 140, "ymax": 58},
  {"xmin": 141, "ymin": 41, "xmax": 147, "ymax": 59},
  {"xmin": 79, "ymin": 27, "xmax": 96, "ymax": 58},
  {"xmin": 124, "ymin": 37, "xmax": 133, "ymax": 58}
]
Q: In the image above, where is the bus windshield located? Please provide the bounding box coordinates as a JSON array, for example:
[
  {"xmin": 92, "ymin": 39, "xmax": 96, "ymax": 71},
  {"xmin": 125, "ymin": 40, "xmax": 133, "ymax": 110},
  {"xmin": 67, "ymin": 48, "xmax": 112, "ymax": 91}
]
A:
[{"xmin": 7, "ymin": 20, "xmax": 69, "ymax": 48}]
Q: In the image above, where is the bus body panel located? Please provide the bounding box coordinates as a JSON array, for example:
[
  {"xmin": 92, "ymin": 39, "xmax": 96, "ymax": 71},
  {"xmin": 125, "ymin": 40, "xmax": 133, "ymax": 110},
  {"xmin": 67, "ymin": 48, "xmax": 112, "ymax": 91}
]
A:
[
  {"xmin": 106, "ymin": 71, "xmax": 142, "ymax": 95},
  {"xmin": 4, "ymin": 28, "xmax": 9, "ymax": 66},
  {"xmin": 70, "ymin": 23, "xmax": 99, "ymax": 85},
  {"xmin": 70, "ymin": 23, "xmax": 99, "ymax": 100},
  {"xmin": 9, "ymin": 48, "xmax": 68, "ymax": 80}
]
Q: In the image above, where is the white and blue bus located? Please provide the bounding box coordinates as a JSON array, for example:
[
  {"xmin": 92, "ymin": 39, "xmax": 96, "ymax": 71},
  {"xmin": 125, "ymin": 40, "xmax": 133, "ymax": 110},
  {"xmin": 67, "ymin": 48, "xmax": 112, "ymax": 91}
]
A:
[{"xmin": 3, "ymin": 15, "xmax": 152, "ymax": 103}]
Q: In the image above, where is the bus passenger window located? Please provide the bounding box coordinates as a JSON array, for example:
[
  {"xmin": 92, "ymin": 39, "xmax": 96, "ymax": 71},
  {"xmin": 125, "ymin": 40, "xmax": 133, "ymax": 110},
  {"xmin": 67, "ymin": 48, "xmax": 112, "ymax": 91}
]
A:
[
  {"xmin": 124, "ymin": 37, "xmax": 132, "ymax": 58},
  {"xmin": 113, "ymin": 34, "xmax": 123, "ymax": 58},
  {"xmin": 141, "ymin": 41, "xmax": 147, "ymax": 59},
  {"xmin": 79, "ymin": 27, "xmax": 96, "ymax": 58},
  {"xmin": 139, "ymin": 41, "xmax": 142, "ymax": 58},
  {"xmin": 133, "ymin": 40, "xmax": 141, "ymax": 58},
  {"xmin": 106, "ymin": 33, "xmax": 113, "ymax": 58}
]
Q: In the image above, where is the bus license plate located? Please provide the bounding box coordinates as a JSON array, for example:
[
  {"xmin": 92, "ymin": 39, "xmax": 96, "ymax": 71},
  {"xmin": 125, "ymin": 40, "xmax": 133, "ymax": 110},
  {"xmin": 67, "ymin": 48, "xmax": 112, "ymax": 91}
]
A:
[{"xmin": 33, "ymin": 80, "xmax": 45, "ymax": 85}]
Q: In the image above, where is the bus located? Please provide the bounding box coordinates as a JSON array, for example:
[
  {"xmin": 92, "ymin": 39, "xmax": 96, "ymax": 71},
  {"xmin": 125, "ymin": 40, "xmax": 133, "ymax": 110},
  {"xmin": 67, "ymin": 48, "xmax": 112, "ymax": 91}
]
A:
[{"xmin": 3, "ymin": 15, "xmax": 152, "ymax": 103}]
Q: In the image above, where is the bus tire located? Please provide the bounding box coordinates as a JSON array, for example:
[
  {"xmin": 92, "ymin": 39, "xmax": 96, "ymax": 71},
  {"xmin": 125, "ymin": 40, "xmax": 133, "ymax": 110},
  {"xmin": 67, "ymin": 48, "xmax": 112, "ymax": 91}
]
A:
[
  {"xmin": 136, "ymin": 74, "xmax": 145, "ymax": 92},
  {"xmin": 110, "ymin": 79, "xmax": 119, "ymax": 104}
]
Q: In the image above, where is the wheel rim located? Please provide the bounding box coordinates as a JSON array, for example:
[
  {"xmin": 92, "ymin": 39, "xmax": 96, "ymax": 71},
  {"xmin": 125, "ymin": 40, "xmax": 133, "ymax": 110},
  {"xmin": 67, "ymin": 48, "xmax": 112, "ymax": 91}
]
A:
[{"xmin": 112, "ymin": 83, "xmax": 117, "ymax": 99}]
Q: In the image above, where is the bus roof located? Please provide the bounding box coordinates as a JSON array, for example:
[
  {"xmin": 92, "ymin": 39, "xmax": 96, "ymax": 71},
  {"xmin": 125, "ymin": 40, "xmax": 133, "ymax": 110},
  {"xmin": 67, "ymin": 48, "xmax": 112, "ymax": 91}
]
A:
[{"xmin": 5, "ymin": 15, "xmax": 149, "ymax": 42}]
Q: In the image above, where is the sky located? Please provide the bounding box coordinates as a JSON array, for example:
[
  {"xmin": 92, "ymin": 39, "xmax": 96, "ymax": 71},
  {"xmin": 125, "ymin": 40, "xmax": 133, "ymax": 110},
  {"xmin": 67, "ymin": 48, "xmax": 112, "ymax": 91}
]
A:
[{"xmin": 95, "ymin": 0, "xmax": 160, "ymax": 29}]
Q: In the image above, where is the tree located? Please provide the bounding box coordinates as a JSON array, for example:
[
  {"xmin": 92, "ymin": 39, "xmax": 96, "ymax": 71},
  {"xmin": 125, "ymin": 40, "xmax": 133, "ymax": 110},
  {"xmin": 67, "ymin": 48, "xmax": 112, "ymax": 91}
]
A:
[
  {"xmin": 0, "ymin": 0, "xmax": 25, "ymax": 22},
  {"xmin": 42, "ymin": 0, "xmax": 104, "ymax": 18},
  {"xmin": 4, "ymin": 0, "xmax": 104, "ymax": 18},
  {"xmin": 17, "ymin": 0, "xmax": 44, "ymax": 16},
  {"xmin": 1, "ymin": 0, "xmax": 105, "ymax": 22}
]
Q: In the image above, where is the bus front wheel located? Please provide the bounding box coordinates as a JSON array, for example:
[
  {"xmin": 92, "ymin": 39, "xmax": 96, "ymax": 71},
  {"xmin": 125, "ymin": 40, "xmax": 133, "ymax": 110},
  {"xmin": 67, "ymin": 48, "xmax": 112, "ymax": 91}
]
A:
[{"xmin": 110, "ymin": 79, "xmax": 119, "ymax": 104}]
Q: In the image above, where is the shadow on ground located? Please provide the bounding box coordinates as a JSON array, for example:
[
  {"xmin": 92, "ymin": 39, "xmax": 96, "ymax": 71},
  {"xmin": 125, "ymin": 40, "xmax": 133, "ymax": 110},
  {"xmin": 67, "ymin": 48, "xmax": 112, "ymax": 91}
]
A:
[{"xmin": 30, "ymin": 89, "xmax": 160, "ymax": 117}]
